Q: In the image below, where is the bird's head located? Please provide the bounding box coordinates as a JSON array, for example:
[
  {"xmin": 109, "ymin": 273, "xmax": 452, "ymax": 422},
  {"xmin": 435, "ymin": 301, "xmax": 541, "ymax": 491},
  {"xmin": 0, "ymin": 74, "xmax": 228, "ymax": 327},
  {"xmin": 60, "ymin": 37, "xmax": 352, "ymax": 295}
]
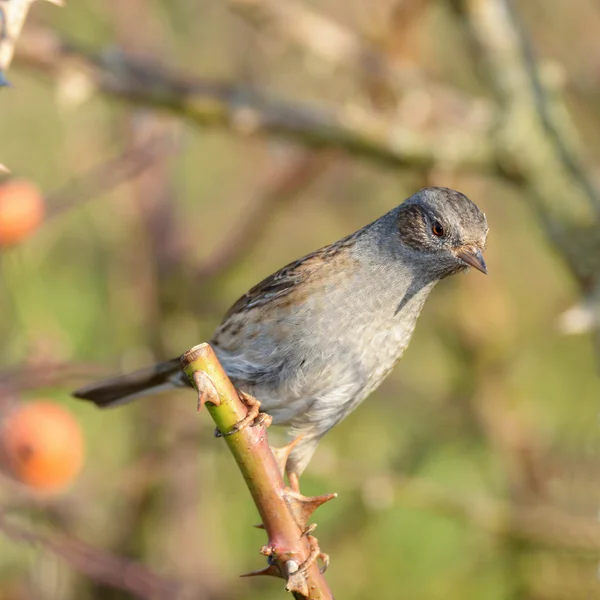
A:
[{"xmin": 395, "ymin": 187, "xmax": 488, "ymax": 279}]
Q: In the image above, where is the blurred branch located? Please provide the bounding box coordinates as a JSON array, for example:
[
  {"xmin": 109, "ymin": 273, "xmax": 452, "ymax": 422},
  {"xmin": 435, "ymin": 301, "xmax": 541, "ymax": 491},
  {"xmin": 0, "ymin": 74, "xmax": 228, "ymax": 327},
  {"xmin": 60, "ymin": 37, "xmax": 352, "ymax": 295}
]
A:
[
  {"xmin": 0, "ymin": 361, "xmax": 110, "ymax": 391},
  {"xmin": 181, "ymin": 343, "xmax": 335, "ymax": 600},
  {"xmin": 231, "ymin": 0, "xmax": 485, "ymax": 121},
  {"xmin": 195, "ymin": 149, "xmax": 333, "ymax": 281},
  {"xmin": 17, "ymin": 16, "xmax": 600, "ymax": 301},
  {"xmin": 395, "ymin": 475, "xmax": 600, "ymax": 553},
  {"xmin": 0, "ymin": 510, "xmax": 180, "ymax": 600},
  {"xmin": 46, "ymin": 131, "xmax": 178, "ymax": 220},
  {"xmin": 14, "ymin": 26, "xmax": 496, "ymax": 174},
  {"xmin": 450, "ymin": 0, "xmax": 600, "ymax": 288},
  {"xmin": 231, "ymin": 0, "xmax": 421, "ymax": 95},
  {"xmin": 230, "ymin": 0, "xmax": 397, "ymax": 78}
]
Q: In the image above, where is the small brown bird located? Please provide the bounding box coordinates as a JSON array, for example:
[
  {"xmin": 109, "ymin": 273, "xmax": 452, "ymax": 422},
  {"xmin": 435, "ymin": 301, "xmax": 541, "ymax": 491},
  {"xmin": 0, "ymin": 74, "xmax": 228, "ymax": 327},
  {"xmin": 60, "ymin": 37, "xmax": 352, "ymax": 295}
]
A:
[{"xmin": 74, "ymin": 187, "xmax": 488, "ymax": 489}]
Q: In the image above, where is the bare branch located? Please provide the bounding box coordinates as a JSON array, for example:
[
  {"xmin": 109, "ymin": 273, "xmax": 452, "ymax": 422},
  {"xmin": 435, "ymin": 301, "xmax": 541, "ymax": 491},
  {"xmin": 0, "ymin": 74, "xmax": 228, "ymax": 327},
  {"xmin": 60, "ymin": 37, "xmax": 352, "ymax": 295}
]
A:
[{"xmin": 14, "ymin": 26, "xmax": 496, "ymax": 174}]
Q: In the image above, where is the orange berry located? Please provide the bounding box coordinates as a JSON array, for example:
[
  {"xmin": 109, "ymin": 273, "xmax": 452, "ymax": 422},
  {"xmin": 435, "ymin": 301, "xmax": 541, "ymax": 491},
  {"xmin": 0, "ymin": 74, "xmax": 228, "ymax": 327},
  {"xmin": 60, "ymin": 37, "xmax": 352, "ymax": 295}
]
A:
[
  {"xmin": 0, "ymin": 401, "xmax": 84, "ymax": 492},
  {"xmin": 0, "ymin": 179, "xmax": 45, "ymax": 246}
]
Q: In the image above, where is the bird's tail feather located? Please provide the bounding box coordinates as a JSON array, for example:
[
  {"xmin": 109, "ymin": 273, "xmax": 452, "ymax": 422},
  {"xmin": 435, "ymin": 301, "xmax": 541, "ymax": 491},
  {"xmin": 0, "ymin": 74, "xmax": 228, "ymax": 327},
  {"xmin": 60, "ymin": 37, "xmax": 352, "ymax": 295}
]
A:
[{"xmin": 72, "ymin": 358, "xmax": 190, "ymax": 408}]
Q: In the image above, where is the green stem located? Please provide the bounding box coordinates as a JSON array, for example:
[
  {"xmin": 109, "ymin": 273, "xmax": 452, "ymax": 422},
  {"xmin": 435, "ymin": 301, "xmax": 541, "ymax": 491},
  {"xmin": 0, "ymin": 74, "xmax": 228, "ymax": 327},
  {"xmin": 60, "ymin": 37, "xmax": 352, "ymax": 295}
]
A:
[{"xmin": 181, "ymin": 343, "xmax": 334, "ymax": 600}]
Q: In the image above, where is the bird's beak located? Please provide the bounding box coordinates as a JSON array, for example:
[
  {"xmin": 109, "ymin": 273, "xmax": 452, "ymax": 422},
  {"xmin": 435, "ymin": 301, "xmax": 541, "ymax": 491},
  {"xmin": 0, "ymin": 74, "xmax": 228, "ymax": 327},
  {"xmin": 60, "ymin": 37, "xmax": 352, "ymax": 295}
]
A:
[{"xmin": 455, "ymin": 246, "xmax": 487, "ymax": 274}]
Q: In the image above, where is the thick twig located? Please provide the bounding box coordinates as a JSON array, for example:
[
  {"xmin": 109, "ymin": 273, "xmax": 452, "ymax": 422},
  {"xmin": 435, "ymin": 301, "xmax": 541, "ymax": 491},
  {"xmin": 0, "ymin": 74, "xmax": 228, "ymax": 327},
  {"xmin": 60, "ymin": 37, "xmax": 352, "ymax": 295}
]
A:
[
  {"xmin": 180, "ymin": 343, "xmax": 335, "ymax": 600},
  {"xmin": 14, "ymin": 26, "xmax": 495, "ymax": 174}
]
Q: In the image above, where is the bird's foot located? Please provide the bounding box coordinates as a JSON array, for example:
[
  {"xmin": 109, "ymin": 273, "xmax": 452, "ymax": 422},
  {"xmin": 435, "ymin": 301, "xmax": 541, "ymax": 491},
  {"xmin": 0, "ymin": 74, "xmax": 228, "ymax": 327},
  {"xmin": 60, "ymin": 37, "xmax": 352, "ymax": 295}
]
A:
[
  {"xmin": 214, "ymin": 390, "xmax": 272, "ymax": 437},
  {"xmin": 297, "ymin": 532, "xmax": 330, "ymax": 575}
]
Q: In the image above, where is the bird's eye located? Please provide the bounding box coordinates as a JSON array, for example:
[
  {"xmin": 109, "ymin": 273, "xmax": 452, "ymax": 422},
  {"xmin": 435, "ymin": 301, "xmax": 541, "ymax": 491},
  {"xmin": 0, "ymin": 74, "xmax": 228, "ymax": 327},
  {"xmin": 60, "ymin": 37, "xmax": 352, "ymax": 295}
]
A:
[{"xmin": 431, "ymin": 221, "xmax": 445, "ymax": 237}]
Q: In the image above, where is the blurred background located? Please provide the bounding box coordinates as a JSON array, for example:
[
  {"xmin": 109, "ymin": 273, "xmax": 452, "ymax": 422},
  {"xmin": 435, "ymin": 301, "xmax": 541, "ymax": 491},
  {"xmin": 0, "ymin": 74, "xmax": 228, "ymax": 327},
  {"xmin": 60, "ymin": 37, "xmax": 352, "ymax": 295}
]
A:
[{"xmin": 1, "ymin": 0, "xmax": 600, "ymax": 598}]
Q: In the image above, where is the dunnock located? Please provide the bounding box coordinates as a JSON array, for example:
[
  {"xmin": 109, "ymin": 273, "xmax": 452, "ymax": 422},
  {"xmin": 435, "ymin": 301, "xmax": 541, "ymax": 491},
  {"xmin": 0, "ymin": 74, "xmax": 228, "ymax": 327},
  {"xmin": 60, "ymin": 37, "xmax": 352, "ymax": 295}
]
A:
[{"xmin": 74, "ymin": 187, "xmax": 488, "ymax": 488}]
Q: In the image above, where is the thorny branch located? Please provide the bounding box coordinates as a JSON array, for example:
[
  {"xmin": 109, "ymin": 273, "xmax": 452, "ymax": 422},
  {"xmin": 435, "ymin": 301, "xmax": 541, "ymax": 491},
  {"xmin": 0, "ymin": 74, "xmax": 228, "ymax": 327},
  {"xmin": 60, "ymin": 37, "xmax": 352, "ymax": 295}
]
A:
[{"xmin": 181, "ymin": 344, "xmax": 335, "ymax": 600}]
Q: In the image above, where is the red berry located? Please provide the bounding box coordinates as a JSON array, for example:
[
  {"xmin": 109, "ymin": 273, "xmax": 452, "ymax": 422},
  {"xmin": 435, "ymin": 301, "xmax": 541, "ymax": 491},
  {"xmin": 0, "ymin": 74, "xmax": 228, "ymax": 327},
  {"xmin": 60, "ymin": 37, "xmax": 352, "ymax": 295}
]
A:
[
  {"xmin": 0, "ymin": 401, "xmax": 84, "ymax": 492},
  {"xmin": 0, "ymin": 179, "xmax": 45, "ymax": 246}
]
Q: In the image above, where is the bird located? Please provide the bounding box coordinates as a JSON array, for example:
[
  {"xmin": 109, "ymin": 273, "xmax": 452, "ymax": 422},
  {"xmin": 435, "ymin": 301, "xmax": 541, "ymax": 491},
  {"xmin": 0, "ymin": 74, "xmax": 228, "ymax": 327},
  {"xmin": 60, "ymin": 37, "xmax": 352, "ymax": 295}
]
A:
[{"xmin": 73, "ymin": 187, "xmax": 488, "ymax": 491}]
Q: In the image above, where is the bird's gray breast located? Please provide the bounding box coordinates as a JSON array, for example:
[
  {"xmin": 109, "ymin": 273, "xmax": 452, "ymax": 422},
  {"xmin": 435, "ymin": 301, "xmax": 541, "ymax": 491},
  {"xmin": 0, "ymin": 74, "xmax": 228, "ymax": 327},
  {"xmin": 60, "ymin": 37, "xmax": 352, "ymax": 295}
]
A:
[{"xmin": 214, "ymin": 265, "xmax": 436, "ymax": 430}]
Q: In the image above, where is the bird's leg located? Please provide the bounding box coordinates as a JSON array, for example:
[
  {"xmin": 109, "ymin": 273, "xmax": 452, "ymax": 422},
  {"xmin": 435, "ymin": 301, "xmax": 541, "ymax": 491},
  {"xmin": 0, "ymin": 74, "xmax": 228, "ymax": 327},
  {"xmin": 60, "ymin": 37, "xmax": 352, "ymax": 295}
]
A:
[
  {"xmin": 215, "ymin": 390, "xmax": 272, "ymax": 437},
  {"xmin": 287, "ymin": 469, "xmax": 301, "ymax": 493}
]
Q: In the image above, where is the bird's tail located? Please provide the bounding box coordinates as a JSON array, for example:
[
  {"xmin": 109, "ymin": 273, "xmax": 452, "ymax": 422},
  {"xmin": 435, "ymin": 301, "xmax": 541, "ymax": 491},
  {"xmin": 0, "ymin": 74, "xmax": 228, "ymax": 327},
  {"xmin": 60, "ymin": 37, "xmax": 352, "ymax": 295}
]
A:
[{"xmin": 72, "ymin": 358, "xmax": 191, "ymax": 408}]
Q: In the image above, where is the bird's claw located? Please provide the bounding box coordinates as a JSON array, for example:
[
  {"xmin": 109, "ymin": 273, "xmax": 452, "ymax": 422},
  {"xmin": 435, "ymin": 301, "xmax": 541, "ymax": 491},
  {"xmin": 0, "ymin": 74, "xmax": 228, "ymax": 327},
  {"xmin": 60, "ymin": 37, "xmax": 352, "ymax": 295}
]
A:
[
  {"xmin": 297, "ymin": 534, "xmax": 330, "ymax": 575},
  {"xmin": 214, "ymin": 390, "xmax": 271, "ymax": 437}
]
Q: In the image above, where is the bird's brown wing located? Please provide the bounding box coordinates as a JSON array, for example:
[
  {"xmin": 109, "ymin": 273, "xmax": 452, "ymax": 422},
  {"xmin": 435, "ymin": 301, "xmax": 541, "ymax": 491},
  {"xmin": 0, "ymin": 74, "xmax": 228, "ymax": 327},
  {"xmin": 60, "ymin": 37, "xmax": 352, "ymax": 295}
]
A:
[{"xmin": 221, "ymin": 228, "xmax": 365, "ymax": 320}]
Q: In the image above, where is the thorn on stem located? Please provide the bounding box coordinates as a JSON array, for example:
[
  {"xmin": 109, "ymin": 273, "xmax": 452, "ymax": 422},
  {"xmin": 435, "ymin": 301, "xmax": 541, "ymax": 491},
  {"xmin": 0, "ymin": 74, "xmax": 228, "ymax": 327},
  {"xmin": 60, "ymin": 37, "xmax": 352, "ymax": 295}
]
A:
[
  {"xmin": 271, "ymin": 435, "xmax": 303, "ymax": 476},
  {"xmin": 239, "ymin": 563, "xmax": 281, "ymax": 578},
  {"xmin": 191, "ymin": 370, "xmax": 220, "ymax": 411},
  {"xmin": 283, "ymin": 489, "xmax": 337, "ymax": 531}
]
